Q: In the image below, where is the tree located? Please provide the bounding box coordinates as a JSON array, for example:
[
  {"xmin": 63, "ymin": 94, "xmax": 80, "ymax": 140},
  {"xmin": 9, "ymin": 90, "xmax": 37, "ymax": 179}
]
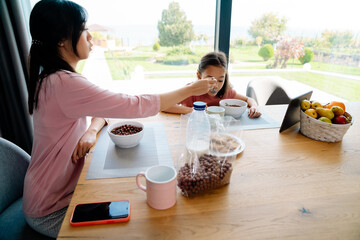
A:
[
  {"xmin": 90, "ymin": 31, "xmax": 105, "ymax": 41},
  {"xmin": 273, "ymin": 36, "xmax": 304, "ymax": 68},
  {"xmin": 255, "ymin": 36, "xmax": 263, "ymax": 48},
  {"xmin": 153, "ymin": 42, "xmax": 160, "ymax": 51},
  {"xmin": 248, "ymin": 13, "xmax": 287, "ymax": 44},
  {"xmin": 195, "ymin": 34, "xmax": 209, "ymax": 43},
  {"xmin": 321, "ymin": 30, "xmax": 353, "ymax": 48},
  {"xmin": 157, "ymin": 2, "xmax": 194, "ymax": 46}
]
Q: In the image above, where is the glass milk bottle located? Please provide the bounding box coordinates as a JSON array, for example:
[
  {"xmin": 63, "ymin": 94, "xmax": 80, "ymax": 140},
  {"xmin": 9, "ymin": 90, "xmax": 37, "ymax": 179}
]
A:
[{"xmin": 186, "ymin": 101, "xmax": 211, "ymax": 157}]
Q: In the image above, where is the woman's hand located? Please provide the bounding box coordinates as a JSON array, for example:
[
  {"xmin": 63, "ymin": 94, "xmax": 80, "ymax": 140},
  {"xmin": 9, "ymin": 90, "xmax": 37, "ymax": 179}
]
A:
[
  {"xmin": 72, "ymin": 129, "xmax": 97, "ymax": 164},
  {"xmin": 189, "ymin": 78, "xmax": 217, "ymax": 96},
  {"xmin": 72, "ymin": 118, "xmax": 106, "ymax": 164},
  {"xmin": 248, "ymin": 106, "xmax": 262, "ymax": 118},
  {"xmin": 159, "ymin": 78, "xmax": 216, "ymax": 111}
]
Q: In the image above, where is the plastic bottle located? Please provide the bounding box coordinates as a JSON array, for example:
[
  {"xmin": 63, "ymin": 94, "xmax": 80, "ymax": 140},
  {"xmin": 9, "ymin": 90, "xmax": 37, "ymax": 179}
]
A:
[{"xmin": 186, "ymin": 101, "xmax": 211, "ymax": 157}]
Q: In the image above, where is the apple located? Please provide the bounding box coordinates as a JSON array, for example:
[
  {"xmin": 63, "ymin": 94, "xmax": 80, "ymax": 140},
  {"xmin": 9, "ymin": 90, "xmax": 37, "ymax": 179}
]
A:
[
  {"xmin": 304, "ymin": 109, "xmax": 317, "ymax": 118},
  {"xmin": 333, "ymin": 115, "xmax": 348, "ymax": 124},
  {"xmin": 301, "ymin": 100, "xmax": 311, "ymax": 111},
  {"xmin": 331, "ymin": 106, "xmax": 345, "ymax": 116},
  {"xmin": 311, "ymin": 101, "xmax": 322, "ymax": 109}
]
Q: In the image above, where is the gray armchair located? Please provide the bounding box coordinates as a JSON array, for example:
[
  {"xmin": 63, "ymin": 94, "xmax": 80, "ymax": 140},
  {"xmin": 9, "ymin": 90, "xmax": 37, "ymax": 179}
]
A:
[
  {"xmin": 0, "ymin": 137, "xmax": 54, "ymax": 240},
  {"xmin": 246, "ymin": 78, "xmax": 291, "ymax": 106}
]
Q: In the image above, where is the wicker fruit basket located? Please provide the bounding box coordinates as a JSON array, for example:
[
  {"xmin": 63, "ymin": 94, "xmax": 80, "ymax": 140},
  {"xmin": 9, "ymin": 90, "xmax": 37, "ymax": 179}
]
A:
[{"xmin": 300, "ymin": 109, "xmax": 353, "ymax": 142}]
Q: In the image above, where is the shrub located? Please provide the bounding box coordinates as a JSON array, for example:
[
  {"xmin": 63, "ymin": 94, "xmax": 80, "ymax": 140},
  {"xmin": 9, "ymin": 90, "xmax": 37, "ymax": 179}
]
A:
[
  {"xmin": 187, "ymin": 55, "xmax": 201, "ymax": 64},
  {"xmin": 162, "ymin": 55, "xmax": 189, "ymax": 65},
  {"xmin": 157, "ymin": 45, "xmax": 200, "ymax": 65},
  {"xmin": 153, "ymin": 42, "xmax": 160, "ymax": 51},
  {"xmin": 161, "ymin": 55, "xmax": 200, "ymax": 65},
  {"xmin": 234, "ymin": 37, "xmax": 248, "ymax": 46},
  {"xmin": 258, "ymin": 44, "xmax": 274, "ymax": 61},
  {"xmin": 266, "ymin": 63, "xmax": 274, "ymax": 69},
  {"xmin": 167, "ymin": 46, "xmax": 194, "ymax": 56},
  {"xmin": 299, "ymin": 47, "xmax": 314, "ymax": 64}
]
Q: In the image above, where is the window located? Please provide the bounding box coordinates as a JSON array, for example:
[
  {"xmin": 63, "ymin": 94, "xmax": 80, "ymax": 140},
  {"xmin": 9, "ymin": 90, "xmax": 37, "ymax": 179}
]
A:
[
  {"xmin": 230, "ymin": 0, "xmax": 360, "ymax": 102},
  {"xmin": 30, "ymin": 0, "xmax": 217, "ymax": 92},
  {"xmin": 29, "ymin": 0, "xmax": 359, "ymax": 101}
]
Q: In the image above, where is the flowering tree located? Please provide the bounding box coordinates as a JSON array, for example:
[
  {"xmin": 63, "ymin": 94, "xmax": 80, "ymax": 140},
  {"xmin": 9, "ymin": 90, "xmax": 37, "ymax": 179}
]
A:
[{"xmin": 273, "ymin": 36, "xmax": 305, "ymax": 68}]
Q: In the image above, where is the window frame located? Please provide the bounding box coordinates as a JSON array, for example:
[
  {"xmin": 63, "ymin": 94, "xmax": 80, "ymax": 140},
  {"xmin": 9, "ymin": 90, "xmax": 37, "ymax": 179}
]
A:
[{"xmin": 214, "ymin": 0, "xmax": 232, "ymax": 64}]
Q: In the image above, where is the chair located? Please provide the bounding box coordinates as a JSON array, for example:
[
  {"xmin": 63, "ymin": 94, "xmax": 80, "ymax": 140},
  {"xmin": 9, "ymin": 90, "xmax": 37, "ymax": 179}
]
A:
[
  {"xmin": 0, "ymin": 137, "xmax": 54, "ymax": 240},
  {"xmin": 246, "ymin": 78, "xmax": 291, "ymax": 106}
]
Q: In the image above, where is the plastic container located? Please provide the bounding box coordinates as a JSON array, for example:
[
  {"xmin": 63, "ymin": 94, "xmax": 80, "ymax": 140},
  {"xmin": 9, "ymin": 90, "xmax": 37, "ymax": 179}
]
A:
[
  {"xmin": 186, "ymin": 101, "xmax": 211, "ymax": 157},
  {"xmin": 177, "ymin": 104, "xmax": 242, "ymax": 198}
]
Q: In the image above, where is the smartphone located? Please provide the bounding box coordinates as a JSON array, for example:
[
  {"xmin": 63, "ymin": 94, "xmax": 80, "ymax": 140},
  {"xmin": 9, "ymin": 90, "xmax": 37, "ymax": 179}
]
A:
[{"xmin": 70, "ymin": 200, "xmax": 130, "ymax": 226}]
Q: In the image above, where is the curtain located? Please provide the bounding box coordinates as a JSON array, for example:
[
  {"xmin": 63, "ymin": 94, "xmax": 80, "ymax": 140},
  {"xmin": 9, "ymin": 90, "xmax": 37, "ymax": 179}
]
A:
[{"xmin": 0, "ymin": 0, "xmax": 33, "ymax": 154}]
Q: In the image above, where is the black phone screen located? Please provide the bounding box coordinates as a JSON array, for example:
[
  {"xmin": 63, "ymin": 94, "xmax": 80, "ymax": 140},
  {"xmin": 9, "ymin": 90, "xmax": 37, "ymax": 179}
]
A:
[{"xmin": 71, "ymin": 200, "xmax": 130, "ymax": 223}]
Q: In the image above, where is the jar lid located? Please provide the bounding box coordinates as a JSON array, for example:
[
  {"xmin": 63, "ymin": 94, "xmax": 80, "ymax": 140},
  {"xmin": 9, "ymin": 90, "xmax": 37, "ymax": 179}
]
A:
[{"xmin": 193, "ymin": 101, "xmax": 206, "ymax": 110}]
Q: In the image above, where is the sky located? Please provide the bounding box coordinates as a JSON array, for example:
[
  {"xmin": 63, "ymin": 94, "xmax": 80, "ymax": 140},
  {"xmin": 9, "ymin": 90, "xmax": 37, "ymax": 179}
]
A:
[
  {"xmin": 232, "ymin": 0, "xmax": 360, "ymax": 31},
  {"xmin": 30, "ymin": 0, "xmax": 360, "ymax": 38}
]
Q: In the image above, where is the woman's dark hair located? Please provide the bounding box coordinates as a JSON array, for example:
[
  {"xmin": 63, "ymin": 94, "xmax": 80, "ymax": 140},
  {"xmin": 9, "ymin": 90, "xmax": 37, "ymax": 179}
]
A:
[
  {"xmin": 28, "ymin": 0, "xmax": 88, "ymax": 114},
  {"xmin": 197, "ymin": 51, "xmax": 229, "ymax": 98}
]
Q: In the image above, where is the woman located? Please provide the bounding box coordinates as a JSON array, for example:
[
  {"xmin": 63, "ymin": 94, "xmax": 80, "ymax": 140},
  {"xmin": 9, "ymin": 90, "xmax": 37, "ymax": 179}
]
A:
[{"xmin": 24, "ymin": 0, "xmax": 216, "ymax": 237}]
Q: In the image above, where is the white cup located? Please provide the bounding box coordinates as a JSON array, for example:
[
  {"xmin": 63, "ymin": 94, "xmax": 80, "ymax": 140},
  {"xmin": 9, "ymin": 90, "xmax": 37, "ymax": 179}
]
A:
[
  {"xmin": 136, "ymin": 165, "xmax": 177, "ymax": 210},
  {"xmin": 206, "ymin": 106, "xmax": 225, "ymax": 117}
]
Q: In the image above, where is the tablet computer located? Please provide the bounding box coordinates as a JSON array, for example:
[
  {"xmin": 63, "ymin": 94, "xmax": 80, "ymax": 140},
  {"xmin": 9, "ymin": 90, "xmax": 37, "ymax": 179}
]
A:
[{"xmin": 279, "ymin": 91, "xmax": 313, "ymax": 133}]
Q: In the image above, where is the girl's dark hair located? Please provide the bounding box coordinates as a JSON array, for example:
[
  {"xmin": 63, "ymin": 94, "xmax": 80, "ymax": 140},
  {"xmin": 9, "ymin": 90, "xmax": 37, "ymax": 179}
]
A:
[
  {"xmin": 197, "ymin": 51, "xmax": 229, "ymax": 98},
  {"xmin": 28, "ymin": 0, "xmax": 87, "ymax": 114}
]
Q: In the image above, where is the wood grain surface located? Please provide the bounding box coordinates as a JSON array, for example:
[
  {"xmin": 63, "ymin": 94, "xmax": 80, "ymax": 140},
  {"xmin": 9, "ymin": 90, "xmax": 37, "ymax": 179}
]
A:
[{"xmin": 58, "ymin": 103, "xmax": 360, "ymax": 240}]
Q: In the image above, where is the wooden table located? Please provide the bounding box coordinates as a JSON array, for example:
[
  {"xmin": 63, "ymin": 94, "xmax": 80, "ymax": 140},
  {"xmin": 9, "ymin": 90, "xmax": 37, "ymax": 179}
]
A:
[{"xmin": 58, "ymin": 103, "xmax": 360, "ymax": 240}]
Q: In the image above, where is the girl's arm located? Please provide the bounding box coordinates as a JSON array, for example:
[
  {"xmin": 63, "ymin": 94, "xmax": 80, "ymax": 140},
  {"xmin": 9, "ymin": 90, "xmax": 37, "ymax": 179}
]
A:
[
  {"xmin": 72, "ymin": 117, "xmax": 106, "ymax": 163},
  {"xmin": 162, "ymin": 104, "xmax": 193, "ymax": 114},
  {"xmin": 234, "ymin": 93, "xmax": 262, "ymax": 118}
]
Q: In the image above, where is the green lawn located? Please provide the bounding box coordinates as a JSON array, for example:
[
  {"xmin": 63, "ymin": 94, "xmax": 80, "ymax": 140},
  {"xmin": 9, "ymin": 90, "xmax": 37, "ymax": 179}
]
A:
[
  {"xmin": 230, "ymin": 46, "xmax": 360, "ymax": 74},
  {"xmin": 105, "ymin": 50, "xmax": 200, "ymax": 79},
  {"xmin": 232, "ymin": 72, "xmax": 360, "ymax": 101},
  {"xmin": 104, "ymin": 45, "xmax": 360, "ymax": 101}
]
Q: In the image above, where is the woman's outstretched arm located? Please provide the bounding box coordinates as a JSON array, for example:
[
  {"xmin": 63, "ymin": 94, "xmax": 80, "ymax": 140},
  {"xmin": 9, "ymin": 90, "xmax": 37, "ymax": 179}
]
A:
[{"xmin": 159, "ymin": 78, "xmax": 216, "ymax": 111}]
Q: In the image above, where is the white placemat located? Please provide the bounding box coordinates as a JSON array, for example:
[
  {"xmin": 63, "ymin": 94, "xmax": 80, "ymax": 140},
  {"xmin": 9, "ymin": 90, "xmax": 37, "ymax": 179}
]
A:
[
  {"xmin": 86, "ymin": 122, "xmax": 174, "ymax": 179},
  {"xmin": 224, "ymin": 109, "xmax": 280, "ymax": 130}
]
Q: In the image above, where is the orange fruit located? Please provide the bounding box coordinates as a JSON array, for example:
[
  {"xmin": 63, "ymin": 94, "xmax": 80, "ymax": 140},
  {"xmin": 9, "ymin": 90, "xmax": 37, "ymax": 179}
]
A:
[{"xmin": 325, "ymin": 101, "xmax": 346, "ymax": 112}]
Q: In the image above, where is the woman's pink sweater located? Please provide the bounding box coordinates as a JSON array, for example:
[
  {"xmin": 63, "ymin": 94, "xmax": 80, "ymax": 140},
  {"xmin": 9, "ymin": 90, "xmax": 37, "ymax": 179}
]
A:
[{"xmin": 23, "ymin": 70, "xmax": 160, "ymax": 218}]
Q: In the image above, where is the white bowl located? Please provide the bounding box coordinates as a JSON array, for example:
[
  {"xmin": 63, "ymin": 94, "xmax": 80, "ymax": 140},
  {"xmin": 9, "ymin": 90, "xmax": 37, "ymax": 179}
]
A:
[
  {"xmin": 219, "ymin": 99, "xmax": 248, "ymax": 118},
  {"xmin": 107, "ymin": 121, "xmax": 144, "ymax": 148}
]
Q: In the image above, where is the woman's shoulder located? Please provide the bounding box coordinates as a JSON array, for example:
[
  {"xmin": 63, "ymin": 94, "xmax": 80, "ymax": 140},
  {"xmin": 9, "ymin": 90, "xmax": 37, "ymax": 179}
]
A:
[
  {"xmin": 43, "ymin": 70, "xmax": 93, "ymax": 96},
  {"xmin": 56, "ymin": 70, "xmax": 85, "ymax": 79},
  {"xmin": 49, "ymin": 70, "xmax": 88, "ymax": 85}
]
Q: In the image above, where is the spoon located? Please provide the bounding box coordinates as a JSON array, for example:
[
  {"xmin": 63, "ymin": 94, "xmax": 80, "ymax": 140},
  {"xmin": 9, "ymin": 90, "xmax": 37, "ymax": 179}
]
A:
[{"xmin": 210, "ymin": 77, "xmax": 217, "ymax": 93}]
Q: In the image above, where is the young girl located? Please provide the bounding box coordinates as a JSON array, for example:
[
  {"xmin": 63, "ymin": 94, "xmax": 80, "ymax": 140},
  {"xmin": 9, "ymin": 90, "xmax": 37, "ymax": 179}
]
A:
[
  {"xmin": 163, "ymin": 51, "xmax": 261, "ymax": 118},
  {"xmin": 24, "ymin": 0, "xmax": 216, "ymax": 238}
]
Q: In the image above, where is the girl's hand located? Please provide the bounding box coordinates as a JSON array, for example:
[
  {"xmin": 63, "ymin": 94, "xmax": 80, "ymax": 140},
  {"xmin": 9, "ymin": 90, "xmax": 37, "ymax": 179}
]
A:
[
  {"xmin": 189, "ymin": 78, "xmax": 217, "ymax": 96},
  {"xmin": 72, "ymin": 129, "xmax": 97, "ymax": 164},
  {"xmin": 248, "ymin": 106, "xmax": 262, "ymax": 118}
]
